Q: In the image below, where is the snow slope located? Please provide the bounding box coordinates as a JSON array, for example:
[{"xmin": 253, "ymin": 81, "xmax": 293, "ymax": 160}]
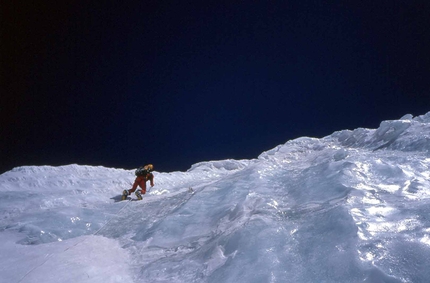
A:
[{"xmin": 1, "ymin": 112, "xmax": 430, "ymax": 283}]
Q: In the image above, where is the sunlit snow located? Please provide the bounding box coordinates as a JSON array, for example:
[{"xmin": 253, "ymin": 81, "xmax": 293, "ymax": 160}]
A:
[{"xmin": 2, "ymin": 112, "xmax": 430, "ymax": 283}]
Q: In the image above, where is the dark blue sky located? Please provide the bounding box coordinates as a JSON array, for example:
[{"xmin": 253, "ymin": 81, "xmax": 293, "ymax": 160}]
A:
[{"xmin": 3, "ymin": 1, "xmax": 430, "ymax": 174}]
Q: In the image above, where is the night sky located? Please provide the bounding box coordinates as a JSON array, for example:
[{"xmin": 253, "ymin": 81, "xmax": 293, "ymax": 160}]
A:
[{"xmin": 3, "ymin": 1, "xmax": 430, "ymax": 174}]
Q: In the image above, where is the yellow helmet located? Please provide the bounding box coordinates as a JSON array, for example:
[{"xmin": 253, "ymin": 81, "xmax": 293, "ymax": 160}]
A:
[{"xmin": 144, "ymin": 164, "xmax": 154, "ymax": 172}]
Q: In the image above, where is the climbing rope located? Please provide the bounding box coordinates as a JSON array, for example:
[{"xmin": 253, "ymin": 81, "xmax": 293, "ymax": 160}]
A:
[{"xmin": 94, "ymin": 197, "xmax": 132, "ymax": 235}]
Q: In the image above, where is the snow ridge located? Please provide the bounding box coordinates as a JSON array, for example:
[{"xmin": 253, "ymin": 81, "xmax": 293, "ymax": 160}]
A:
[{"xmin": 1, "ymin": 112, "xmax": 430, "ymax": 283}]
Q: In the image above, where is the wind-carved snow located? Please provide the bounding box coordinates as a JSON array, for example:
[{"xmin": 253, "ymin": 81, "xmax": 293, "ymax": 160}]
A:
[{"xmin": 1, "ymin": 112, "xmax": 430, "ymax": 283}]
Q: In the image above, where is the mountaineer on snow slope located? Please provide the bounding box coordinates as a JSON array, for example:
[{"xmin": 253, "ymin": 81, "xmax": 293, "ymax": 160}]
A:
[{"xmin": 122, "ymin": 164, "xmax": 154, "ymax": 200}]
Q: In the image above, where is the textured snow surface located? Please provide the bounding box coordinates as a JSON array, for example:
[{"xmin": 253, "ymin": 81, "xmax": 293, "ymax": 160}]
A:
[{"xmin": 1, "ymin": 112, "xmax": 430, "ymax": 283}]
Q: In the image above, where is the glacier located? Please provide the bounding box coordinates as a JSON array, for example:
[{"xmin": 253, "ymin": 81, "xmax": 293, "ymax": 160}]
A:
[{"xmin": 1, "ymin": 112, "xmax": 430, "ymax": 283}]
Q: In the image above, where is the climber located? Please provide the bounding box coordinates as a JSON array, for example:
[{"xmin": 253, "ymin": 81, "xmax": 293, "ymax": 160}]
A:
[{"xmin": 122, "ymin": 164, "xmax": 154, "ymax": 200}]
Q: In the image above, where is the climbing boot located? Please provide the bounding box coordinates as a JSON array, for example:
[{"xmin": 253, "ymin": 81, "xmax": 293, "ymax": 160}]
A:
[
  {"xmin": 121, "ymin": 190, "xmax": 129, "ymax": 200},
  {"xmin": 135, "ymin": 190, "xmax": 143, "ymax": 200}
]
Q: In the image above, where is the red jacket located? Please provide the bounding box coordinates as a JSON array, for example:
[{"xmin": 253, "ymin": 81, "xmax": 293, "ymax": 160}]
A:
[{"xmin": 130, "ymin": 173, "xmax": 154, "ymax": 194}]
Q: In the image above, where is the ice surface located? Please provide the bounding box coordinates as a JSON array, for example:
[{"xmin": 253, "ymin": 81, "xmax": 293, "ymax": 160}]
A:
[{"xmin": 1, "ymin": 112, "xmax": 430, "ymax": 282}]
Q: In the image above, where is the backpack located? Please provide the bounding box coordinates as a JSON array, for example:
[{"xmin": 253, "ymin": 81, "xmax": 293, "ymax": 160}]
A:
[{"xmin": 135, "ymin": 164, "xmax": 153, "ymax": 177}]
